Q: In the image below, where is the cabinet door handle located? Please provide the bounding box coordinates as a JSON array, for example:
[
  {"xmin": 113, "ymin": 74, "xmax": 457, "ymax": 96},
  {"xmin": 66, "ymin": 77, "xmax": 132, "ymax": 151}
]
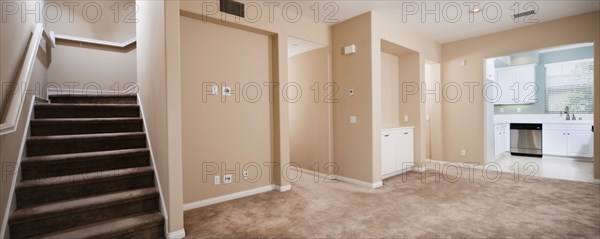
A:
[
  {"xmin": 384, "ymin": 134, "xmax": 389, "ymax": 137},
  {"xmin": 403, "ymin": 132, "xmax": 409, "ymax": 135}
]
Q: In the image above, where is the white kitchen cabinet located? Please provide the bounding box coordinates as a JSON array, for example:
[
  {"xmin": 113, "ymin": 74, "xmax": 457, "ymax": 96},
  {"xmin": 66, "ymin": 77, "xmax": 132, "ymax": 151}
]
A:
[
  {"xmin": 494, "ymin": 64, "xmax": 536, "ymax": 105},
  {"xmin": 494, "ymin": 124, "xmax": 509, "ymax": 157},
  {"xmin": 381, "ymin": 127, "xmax": 414, "ymax": 177},
  {"xmin": 542, "ymin": 124, "xmax": 594, "ymax": 158}
]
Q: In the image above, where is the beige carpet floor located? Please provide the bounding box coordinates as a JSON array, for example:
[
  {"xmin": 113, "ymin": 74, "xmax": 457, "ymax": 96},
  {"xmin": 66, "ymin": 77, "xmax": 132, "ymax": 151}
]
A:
[{"xmin": 184, "ymin": 170, "xmax": 600, "ymax": 238}]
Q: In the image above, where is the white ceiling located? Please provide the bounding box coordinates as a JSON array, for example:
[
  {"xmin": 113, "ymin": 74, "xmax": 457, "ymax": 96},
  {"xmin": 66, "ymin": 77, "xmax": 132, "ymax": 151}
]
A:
[
  {"xmin": 295, "ymin": 1, "xmax": 600, "ymax": 43},
  {"xmin": 288, "ymin": 36, "xmax": 325, "ymax": 57}
]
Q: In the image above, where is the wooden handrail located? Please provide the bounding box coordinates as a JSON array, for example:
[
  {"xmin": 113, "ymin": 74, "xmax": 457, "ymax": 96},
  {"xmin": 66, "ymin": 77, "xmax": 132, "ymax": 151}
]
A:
[{"xmin": 0, "ymin": 23, "xmax": 55, "ymax": 135}]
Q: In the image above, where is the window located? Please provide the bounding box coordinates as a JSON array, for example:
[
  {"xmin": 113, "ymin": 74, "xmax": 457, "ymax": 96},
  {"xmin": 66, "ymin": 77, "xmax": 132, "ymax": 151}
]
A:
[{"xmin": 545, "ymin": 58, "xmax": 594, "ymax": 113}]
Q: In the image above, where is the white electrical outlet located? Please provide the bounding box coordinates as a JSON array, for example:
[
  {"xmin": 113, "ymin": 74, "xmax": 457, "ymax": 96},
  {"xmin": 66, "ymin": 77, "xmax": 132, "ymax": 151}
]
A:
[
  {"xmin": 222, "ymin": 87, "xmax": 232, "ymax": 96},
  {"xmin": 517, "ymin": 107, "xmax": 521, "ymax": 113},
  {"xmin": 499, "ymin": 108, "xmax": 504, "ymax": 113},
  {"xmin": 214, "ymin": 175, "xmax": 220, "ymax": 185},
  {"xmin": 404, "ymin": 115, "xmax": 409, "ymax": 122},
  {"xmin": 350, "ymin": 116, "xmax": 357, "ymax": 124},
  {"xmin": 223, "ymin": 174, "xmax": 233, "ymax": 184},
  {"xmin": 243, "ymin": 170, "xmax": 249, "ymax": 178},
  {"xmin": 460, "ymin": 150, "xmax": 466, "ymax": 156}
]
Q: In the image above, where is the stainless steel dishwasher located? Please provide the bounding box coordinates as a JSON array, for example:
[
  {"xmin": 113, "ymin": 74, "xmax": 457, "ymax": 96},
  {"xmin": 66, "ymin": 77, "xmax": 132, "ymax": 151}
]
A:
[{"xmin": 510, "ymin": 123, "xmax": 543, "ymax": 157}]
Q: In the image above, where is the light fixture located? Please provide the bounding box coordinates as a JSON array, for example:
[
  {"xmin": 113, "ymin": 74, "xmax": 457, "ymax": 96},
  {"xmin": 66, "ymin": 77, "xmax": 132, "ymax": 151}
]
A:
[{"xmin": 470, "ymin": 8, "xmax": 481, "ymax": 13}]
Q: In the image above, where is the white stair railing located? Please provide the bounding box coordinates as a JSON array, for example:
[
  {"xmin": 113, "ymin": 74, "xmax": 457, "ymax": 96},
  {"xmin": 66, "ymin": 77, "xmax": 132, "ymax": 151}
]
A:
[{"xmin": 0, "ymin": 23, "xmax": 55, "ymax": 135}]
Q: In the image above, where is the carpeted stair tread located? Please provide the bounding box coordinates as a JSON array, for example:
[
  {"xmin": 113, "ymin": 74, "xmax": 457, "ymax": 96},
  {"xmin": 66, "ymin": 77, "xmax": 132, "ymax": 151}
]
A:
[
  {"xmin": 38, "ymin": 212, "xmax": 164, "ymax": 239},
  {"xmin": 49, "ymin": 95, "xmax": 137, "ymax": 105},
  {"xmin": 35, "ymin": 103, "xmax": 139, "ymax": 108},
  {"xmin": 20, "ymin": 148, "xmax": 150, "ymax": 181},
  {"xmin": 28, "ymin": 132, "xmax": 146, "ymax": 142},
  {"xmin": 16, "ymin": 166, "xmax": 155, "ymax": 208},
  {"xmin": 9, "ymin": 187, "xmax": 158, "ymax": 223},
  {"xmin": 30, "ymin": 118, "xmax": 144, "ymax": 136},
  {"xmin": 23, "ymin": 148, "xmax": 149, "ymax": 164},
  {"xmin": 17, "ymin": 166, "xmax": 154, "ymax": 190},
  {"xmin": 31, "ymin": 117, "xmax": 142, "ymax": 124},
  {"xmin": 34, "ymin": 103, "xmax": 140, "ymax": 119}
]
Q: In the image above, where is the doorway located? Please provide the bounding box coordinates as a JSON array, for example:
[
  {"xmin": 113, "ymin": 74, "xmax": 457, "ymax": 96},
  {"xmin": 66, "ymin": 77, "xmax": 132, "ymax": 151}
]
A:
[{"xmin": 483, "ymin": 43, "xmax": 596, "ymax": 182}]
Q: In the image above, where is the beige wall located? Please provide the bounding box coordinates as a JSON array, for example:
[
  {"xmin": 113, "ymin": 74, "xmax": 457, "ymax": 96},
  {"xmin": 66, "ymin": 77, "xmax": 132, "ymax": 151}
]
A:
[
  {"xmin": 136, "ymin": 0, "xmax": 184, "ymax": 234},
  {"xmin": 289, "ymin": 48, "xmax": 331, "ymax": 174},
  {"xmin": 441, "ymin": 11, "xmax": 599, "ymax": 168},
  {"xmin": 181, "ymin": 16, "xmax": 274, "ymax": 202},
  {"xmin": 44, "ymin": 0, "xmax": 136, "ymax": 42},
  {"xmin": 371, "ymin": 12, "xmax": 442, "ymax": 182},
  {"xmin": 397, "ymin": 53, "xmax": 421, "ymax": 133},
  {"xmin": 381, "ymin": 52, "xmax": 400, "ymax": 128},
  {"xmin": 332, "ymin": 12, "xmax": 374, "ymax": 183},
  {"xmin": 180, "ymin": 1, "xmax": 332, "ymax": 190},
  {"xmin": 45, "ymin": 0, "xmax": 137, "ymax": 91},
  {"xmin": 0, "ymin": 0, "xmax": 50, "ymax": 234},
  {"xmin": 0, "ymin": 0, "xmax": 47, "ymax": 115},
  {"xmin": 331, "ymin": 11, "xmax": 442, "ymax": 184},
  {"xmin": 47, "ymin": 43, "xmax": 136, "ymax": 91}
]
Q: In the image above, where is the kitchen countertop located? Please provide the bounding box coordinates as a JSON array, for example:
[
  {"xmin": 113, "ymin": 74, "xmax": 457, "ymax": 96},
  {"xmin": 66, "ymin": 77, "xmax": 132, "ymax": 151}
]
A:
[{"xmin": 495, "ymin": 121, "xmax": 593, "ymax": 125}]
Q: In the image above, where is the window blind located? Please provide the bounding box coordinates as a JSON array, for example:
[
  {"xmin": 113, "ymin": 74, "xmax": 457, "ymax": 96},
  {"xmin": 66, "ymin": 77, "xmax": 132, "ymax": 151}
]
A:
[{"xmin": 545, "ymin": 58, "xmax": 594, "ymax": 113}]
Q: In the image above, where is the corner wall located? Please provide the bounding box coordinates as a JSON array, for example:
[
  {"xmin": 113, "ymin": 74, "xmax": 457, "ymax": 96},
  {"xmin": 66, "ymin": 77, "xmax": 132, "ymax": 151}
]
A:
[
  {"xmin": 289, "ymin": 48, "xmax": 332, "ymax": 174},
  {"xmin": 44, "ymin": 0, "xmax": 137, "ymax": 91},
  {"xmin": 136, "ymin": 0, "xmax": 184, "ymax": 234},
  {"xmin": 441, "ymin": 11, "xmax": 600, "ymax": 168}
]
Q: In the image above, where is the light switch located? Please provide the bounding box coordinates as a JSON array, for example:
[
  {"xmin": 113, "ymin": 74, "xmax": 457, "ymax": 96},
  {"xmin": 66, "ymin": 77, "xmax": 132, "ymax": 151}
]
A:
[
  {"xmin": 211, "ymin": 85, "xmax": 218, "ymax": 95},
  {"xmin": 517, "ymin": 107, "xmax": 521, "ymax": 113},
  {"xmin": 349, "ymin": 89, "xmax": 354, "ymax": 96},
  {"xmin": 425, "ymin": 115, "xmax": 430, "ymax": 121},
  {"xmin": 344, "ymin": 44, "xmax": 356, "ymax": 55},
  {"xmin": 404, "ymin": 115, "xmax": 409, "ymax": 122},
  {"xmin": 350, "ymin": 116, "xmax": 357, "ymax": 124}
]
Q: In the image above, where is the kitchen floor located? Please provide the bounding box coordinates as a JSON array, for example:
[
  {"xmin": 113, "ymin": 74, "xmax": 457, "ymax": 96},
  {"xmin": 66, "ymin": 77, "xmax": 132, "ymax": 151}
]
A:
[{"xmin": 493, "ymin": 154, "xmax": 595, "ymax": 183}]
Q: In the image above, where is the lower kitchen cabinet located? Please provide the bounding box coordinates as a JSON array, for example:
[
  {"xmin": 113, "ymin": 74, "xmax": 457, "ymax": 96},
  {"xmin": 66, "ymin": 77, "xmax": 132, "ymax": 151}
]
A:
[
  {"xmin": 542, "ymin": 124, "xmax": 594, "ymax": 158},
  {"xmin": 381, "ymin": 127, "xmax": 414, "ymax": 177},
  {"xmin": 494, "ymin": 124, "xmax": 509, "ymax": 157}
]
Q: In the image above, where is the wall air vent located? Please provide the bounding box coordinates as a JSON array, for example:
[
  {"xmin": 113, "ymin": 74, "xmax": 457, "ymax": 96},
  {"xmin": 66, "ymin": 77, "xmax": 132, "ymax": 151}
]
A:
[
  {"xmin": 220, "ymin": 0, "xmax": 245, "ymax": 18},
  {"xmin": 513, "ymin": 10, "xmax": 535, "ymax": 19}
]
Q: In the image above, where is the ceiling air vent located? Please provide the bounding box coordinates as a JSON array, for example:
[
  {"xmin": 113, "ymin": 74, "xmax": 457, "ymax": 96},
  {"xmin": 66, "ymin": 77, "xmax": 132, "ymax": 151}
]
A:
[
  {"xmin": 513, "ymin": 10, "xmax": 535, "ymax": 19},
  {"xmin": 220, "ymin": 0, "xmax": 245, "ymax": 18}
]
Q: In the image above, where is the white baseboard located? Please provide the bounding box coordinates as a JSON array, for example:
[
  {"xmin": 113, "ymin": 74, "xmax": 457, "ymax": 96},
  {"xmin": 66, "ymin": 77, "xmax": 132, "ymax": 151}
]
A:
[
  {"xmin": 334, "ymin": 174, "xmax": 383, "ymax": 189},
  {"xmin": 183, "ymin": 185, "xmax": 274, "ymax": 211},
  {"xmin": 382, "ymin": 167, "xmax": 415, "ymax": 179},
  {"xmin": 288, "ymin": 166, "xmax": 333, "ymax": 180},
  {"xmin": 273, "ymin": 184, "xmax": 292, "ymax": 192},
  {"xmin": 167, "ymin": 229, "xmax": 186, "ymax": 239},
  {"xmin": 138, "ymin": 97, "xmax": 169, "ymax": 226}
]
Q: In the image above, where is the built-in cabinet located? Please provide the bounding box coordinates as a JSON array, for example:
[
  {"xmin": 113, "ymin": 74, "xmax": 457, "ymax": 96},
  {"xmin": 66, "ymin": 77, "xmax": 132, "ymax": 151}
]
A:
[
  {"xmin": 381, "ymin": 127, "xmax": 414, "ymax": 177},
  {"xmin": 543, "ymin": 124, "xmax": 594, "ymax": 158},
  {"xmin": 494, "ymin": 64, "xmax": 536, "ymax": 105},
  {"xmin": 494, "ymin": 123, "xmax": 510, "ymax": 157}
]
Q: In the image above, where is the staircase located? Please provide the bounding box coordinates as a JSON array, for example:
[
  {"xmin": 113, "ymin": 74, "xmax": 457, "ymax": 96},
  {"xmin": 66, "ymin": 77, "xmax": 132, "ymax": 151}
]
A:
[{"xmin": 8, "ymin": 95, "xmax": 165, "ymax": 239}]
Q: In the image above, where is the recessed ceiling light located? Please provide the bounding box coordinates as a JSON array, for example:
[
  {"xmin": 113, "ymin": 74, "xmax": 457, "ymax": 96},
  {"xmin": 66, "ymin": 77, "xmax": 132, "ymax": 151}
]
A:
[{"xmin": 470, "ymin": 8, "xmax": 481, "ymax": 13}]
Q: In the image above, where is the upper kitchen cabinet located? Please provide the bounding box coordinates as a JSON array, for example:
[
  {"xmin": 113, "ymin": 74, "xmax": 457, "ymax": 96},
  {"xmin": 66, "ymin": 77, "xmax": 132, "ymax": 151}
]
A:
[{"xmin": 494, "ymin": 64, "xmax": 536, "ymax": 105}]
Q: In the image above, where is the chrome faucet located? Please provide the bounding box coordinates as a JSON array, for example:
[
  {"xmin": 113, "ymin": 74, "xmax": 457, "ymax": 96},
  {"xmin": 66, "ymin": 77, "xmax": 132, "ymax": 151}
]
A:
[{"xmin": 564, "ymin": 106, "xmax": 570, "ymax": 120}]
